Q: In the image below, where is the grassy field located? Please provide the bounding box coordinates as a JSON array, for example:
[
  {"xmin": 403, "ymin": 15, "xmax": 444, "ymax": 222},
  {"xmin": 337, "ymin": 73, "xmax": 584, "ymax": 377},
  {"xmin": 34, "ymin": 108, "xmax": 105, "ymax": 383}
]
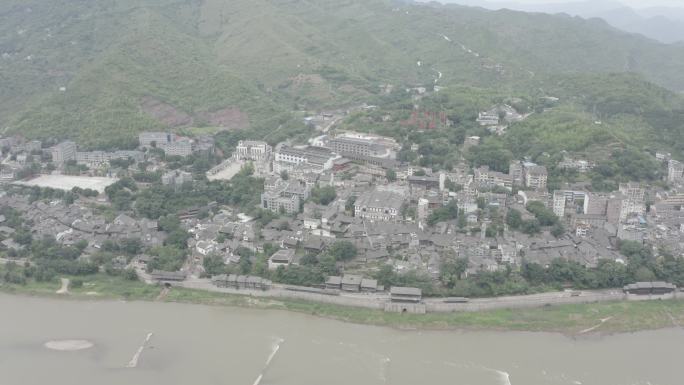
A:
[{"xmin": 2, "ymin": 273, "xmax": 683, "ymax": 335}]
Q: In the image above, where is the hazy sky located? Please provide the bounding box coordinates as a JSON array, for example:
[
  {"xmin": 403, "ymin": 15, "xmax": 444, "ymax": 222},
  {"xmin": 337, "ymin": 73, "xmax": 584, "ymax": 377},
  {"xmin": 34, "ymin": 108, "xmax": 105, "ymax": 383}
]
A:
[{"xmin": 433, "ymin": 0, "xmax": 684, "ymax": 9}]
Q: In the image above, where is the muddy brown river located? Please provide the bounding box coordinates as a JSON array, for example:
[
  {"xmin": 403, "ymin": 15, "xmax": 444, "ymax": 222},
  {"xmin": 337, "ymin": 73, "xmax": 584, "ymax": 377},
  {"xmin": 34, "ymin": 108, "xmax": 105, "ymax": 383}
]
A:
[{"xmin": 0, "ymin": 294, "xmax": 680, "ymax": 385}]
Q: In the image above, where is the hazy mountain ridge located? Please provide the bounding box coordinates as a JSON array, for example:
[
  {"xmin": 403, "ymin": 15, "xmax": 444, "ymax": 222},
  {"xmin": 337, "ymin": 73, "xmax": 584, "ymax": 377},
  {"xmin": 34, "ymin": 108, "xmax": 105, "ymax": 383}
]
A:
[{"xmin": 435, "ymin": 0, "xmax": 684, "ymax": 43}]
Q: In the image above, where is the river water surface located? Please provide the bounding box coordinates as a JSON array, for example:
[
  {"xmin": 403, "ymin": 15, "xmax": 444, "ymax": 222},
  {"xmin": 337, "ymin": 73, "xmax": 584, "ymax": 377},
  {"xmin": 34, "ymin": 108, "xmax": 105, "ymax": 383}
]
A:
[{"xmin": 0, "ymin": 294, "xmax": 681, "ymax": 385}]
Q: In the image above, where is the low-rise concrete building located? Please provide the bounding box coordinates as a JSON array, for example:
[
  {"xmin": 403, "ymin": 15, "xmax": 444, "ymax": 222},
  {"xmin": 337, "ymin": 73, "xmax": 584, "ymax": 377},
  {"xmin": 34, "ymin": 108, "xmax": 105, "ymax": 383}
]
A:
[
  {"xmin": 624, "ymin": 282, "xmax": 676, "ymax": 296},
  {"xmin": 341, "ymin": 274, "xmax": 363, "ymax": 292},
  {"xmin": 390, "ymin": 286, "xmax": 422, "ymax": 303},
  {"xmin": 150, "ymin": 270, "xmax": 186, "ymax": 283},
  {"xmin": 268, "ymin": 249, "xmax": 296, "ymax": 270},
  {"xmin": 360, "ymin": 278, "xmax": 379, "ymax": 293},
  {"xmin": 212, "ymin": 274, "xmax": 271, "ymax": 290},
  {"xmin": 325, "ymin": 276, "xmax": 342, "ymax": 290}
]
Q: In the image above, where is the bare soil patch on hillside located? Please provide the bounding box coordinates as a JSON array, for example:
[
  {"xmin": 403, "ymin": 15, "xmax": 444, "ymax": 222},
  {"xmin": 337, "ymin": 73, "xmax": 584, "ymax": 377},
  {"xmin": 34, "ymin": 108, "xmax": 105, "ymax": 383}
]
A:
[
  {"xmin": 141, "ymin": 97, "xmax": 193, "ymax": 127},
  {"xmin": 197, "ymin": 107, "xmax": 250, "ymax": 130}
]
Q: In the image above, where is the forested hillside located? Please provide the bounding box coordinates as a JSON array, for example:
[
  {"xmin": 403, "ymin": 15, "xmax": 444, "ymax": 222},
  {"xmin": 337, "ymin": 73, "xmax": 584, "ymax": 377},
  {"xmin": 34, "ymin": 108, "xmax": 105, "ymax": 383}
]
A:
[{"xmin": 2, "ymin": 0, "xmax": 684, "ymax": 147}]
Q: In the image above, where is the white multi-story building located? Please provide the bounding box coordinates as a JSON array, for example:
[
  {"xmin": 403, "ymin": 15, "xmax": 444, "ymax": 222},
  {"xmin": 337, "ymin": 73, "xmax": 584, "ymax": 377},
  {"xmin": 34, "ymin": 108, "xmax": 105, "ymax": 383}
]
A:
[
  {"xmin": 575, "ymin": 223, "xmax": 591, "ymax": 237},
  {"xmin": 160, "ymin": 139, "xmax": 192, "ymax": 157},
  {"xmin": 139, "ymin": 132, "xmax": 172, "ymax": 148},
  {"xmin": 75, "ymin": 150, "xmax": 144, "ymax": 166},
  {"xmin": 552, "ymin": 190, "xmax": 566, "ymax": 218},
  {"xmin": 525, "ymin": 165, "xmax": 548, "ymax": 191},
  {"xmin": 76, "ymin": 151, "xmax": 110, "ymax": 165},
  {"xmin": 476, "ymin": 111, "xmax": 499, "ymax": 126},
  {"xmin": 261, "ymin": 191, "xmax": 301, "ymax": 214},
  {"xmin": 551, "ymin": 190, "xmax": 589, "ymax": 218},
  {"xmin": 273, "ymin": 145, "xmax": 337, "ymax": 173},
  {"xmin": 235, "ymin": 140, "xmax": 272, "ymax": 161},
  {"xmin": 618, "ymin": 183, "xmax": 645, "ymax": 202},
  {"xmin": 161, "ymin": 170, "xmax": 193, "ymax": 188},
  {"xmin": 0, "ymin": 168, "xmax": 16, "ymax": 182},
  {"xmin": 509, "ymin": 161, "xmax": 524, "ymax": 186},
  {"xmin": 354, "ymin": 189, "xmax": 405, "ymax": 222},
  {"xmin": 139, "ymin": 132, "xmax": 193, "ymax": 157},
  {"xmin": 474, "ymin": 166, "xmax": 513, "ymax": 190},
  {"xmin": 619, "ymin": 197, "xmax": 646, "ymax": 221},
  {"xmin": 51, "ymin": 141, "xmax": 77, "ymax": 165},
  {"xmin": 114, "ymin": 151, "xmax": 145, "ymax": 163},
  {"xmin": 584, "ymin": 193, "xmax": 608, "ymax": 215},
  {"xmin": 328, "ymin": 136, "xmax": 391, "ymax": 158},
  {"xmin": 668, "ymin": 159, "xmax": 684, "ymax": 183},
  {"xmin": 611, "ymin": 183, "xmax": 647, "ymax": 222},
  {"xmin": 260, "ymin": 181, "xmax": 310, "ymax": 215},
  {"xmin": 138, "ymin": 132, "xmax": 173, "ymax": 147}
]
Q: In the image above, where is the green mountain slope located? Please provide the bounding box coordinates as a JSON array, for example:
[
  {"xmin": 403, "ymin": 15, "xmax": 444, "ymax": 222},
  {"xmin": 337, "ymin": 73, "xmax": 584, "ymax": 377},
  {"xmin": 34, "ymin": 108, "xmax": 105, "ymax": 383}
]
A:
[{"xmin": 1, "ymin": 0, "xmax": 684, "ymax": 147}]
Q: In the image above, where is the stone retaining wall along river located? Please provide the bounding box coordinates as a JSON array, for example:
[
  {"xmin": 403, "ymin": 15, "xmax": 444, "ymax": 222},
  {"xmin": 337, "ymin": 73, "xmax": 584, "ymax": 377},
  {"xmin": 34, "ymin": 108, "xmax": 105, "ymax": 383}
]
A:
[
  {"xmin": 181, "ymin": 279, "xmax": 682, "ymax": 313},
  {"xmin": 425, "ymin": 291, "xmax": 627, "ymax": 313}
]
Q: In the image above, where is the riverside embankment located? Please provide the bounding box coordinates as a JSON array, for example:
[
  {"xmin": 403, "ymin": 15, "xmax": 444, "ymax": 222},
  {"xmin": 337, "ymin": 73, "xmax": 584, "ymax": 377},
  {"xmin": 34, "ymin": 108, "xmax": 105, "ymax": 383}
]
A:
[{"xmin": 3, "ymin": 273, "xmax": 684, "ymax": 334}]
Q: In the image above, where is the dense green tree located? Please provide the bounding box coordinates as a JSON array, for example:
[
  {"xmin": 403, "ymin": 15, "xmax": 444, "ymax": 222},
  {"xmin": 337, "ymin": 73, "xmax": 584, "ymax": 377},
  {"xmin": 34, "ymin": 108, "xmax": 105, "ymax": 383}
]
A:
[
  {"xmin": 120, "ymin": 238, "xmax": 143, "ymax": 255},
  {"xmin": 457, "ymin": 210, "xmax": 467, "ymax": 229},
  {"xmin": 374, "ymin": 265, "xmax": 396, "ymax": 288},
  {"xmin": 319, "ymin": 254, "xmax": 339, "ymax": 276},
  {"xmin": 345, "ymin": 196, "xmax": 357, "ymax": 214},
  {"xmin": 505, "ymin": 209, "xmax": 523, "ymax": 229},
  {"xmin": 328, "ymin": 241, "xmax": 357, "ymax": 261},
  {"xmin": 467, "ymin": 141, "xmax": 513, "ymax": 172},
  {"xmin": 521, "ymin": 219, "xmax": 541, "ymax": 234},
  {"xmin": 310, "ymin": 186, "xmax": 337, "ymax": 205},
  {"xmin": 634, "ymin": 266, "xmax": 656, "ymax": 282},
  {"xmin": 123, "ymin": 268, "xmax": 139, "ymax": 281},
  {"xmin": 148, "ymin": 246, "xmax": 186, "ymax": 272},
  {"xmin": 551, "ymin": 223, "xmax": 565, "ymax": 238},
  {"xmin": 158, "ymin": 215, "xmax": 181, "ymax": 232},
  {"xmin": 526, "ymin": 201, "xmax": 559, "ymax": 226},
  {"xmin": 440, "ymin": 257, "xmax": 469, "ymax": 288},
  {"xmin": 428, "ymin": 201, "xmax": 459, "ymax": 226},
  {"xmin": 165, "ymin": 229, "xmax": 190, "ymax": 249},
  {"xmin": 386, "ymin": 169, "xmax": 397, "ymax": 182}
]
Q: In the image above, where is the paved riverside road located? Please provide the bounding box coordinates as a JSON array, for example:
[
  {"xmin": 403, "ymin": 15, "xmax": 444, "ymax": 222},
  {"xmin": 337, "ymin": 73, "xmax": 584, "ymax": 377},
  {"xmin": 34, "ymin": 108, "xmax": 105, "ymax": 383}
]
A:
[{"xmin": 179, "ymin": 277, "xmax": 631, "ymax": 312}]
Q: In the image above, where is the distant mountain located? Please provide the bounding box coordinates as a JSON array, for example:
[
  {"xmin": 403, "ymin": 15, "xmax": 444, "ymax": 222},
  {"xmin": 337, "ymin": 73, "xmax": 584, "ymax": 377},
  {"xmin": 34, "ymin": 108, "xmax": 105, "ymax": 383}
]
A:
[
  {"xmin": 434, "ymin": 0, "xmax": 684, "ymax": 43},
  {"xmin": 3, "ymin": 0, "xmax": 684, "ymax": 147},
  {"xmin": 599, "ymin": 7, "xmax": 684, "ymax": 44},
  {"xmin": 639, "ymin": 7, "xmax": 684, "ymax": 23}
]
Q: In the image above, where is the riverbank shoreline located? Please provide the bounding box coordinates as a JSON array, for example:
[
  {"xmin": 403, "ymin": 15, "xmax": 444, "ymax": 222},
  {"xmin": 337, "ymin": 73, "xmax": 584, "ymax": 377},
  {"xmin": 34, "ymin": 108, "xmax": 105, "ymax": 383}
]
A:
[{"xmin": 1, "ymin": 274, "xmax": 683, "ymax": 336}]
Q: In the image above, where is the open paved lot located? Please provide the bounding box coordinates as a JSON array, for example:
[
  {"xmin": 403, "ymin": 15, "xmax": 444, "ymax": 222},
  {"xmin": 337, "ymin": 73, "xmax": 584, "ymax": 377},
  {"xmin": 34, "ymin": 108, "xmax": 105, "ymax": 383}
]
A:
[
  {"xmin": 14, "ymin": 175, "xmax": 118, "ymax": 193},
  {"xmin": 206, "ymin": 160, "xmax": 244, "ymax": 181}
]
